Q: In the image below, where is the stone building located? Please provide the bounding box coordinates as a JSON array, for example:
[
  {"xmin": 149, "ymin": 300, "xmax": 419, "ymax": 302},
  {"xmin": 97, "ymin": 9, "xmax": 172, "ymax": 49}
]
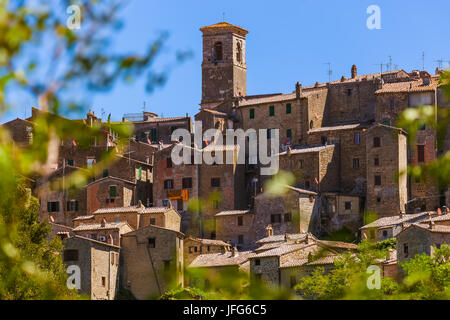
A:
[
  {"xmin": 63, "ymin": 235, "xmax": 120, "ymax": 300},
  {"xmin": 186, "ymin": 248, "xmax": 251, "ymax": 290},
  {"xmin": 360, "ymin": 211, "xmax": 433, "ymax": 241},
  {"xmin": 72, "ymin": 220, "xmax": 133, "ymax": 246},
  {"xmin": 396, "ymin": 222, "xmax": 450, "ymax": 263},
  {"xmin": 120, "ymin": 224, "xmax": 184, "ymax": 299},
  {"xmin": 214, "ymin": 210, "xmax": 255, "ymax": 249},
  {"xmin": 253, "ymin": 186, "xmax": 321, "ymax": 241},
  {"xmin": 183, "ymin": 236, "xmax": 231, "ymax": 265}
]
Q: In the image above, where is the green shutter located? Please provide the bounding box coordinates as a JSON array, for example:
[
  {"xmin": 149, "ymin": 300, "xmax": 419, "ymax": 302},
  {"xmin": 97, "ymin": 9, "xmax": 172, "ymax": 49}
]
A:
[
  {"xmin": 55, "ymin": 201, "xmax": 59, "ymax": 212},
  {"xmin": 66, "ymin": 201, "xmax": 70, "ymax": 211},
  {"xmin": 47, "ymin": 202, "xmax": 51, "ymax": 212},
  {"xmin": 286, "ymin": 103, "xmax": 291, "ymax": 114},
  {"xmin": 138, "ymin": 167, "xmax": 142, "ymax": 180},
  {"xmin": 287, "ymin": 129, "xmax": 292, "ymax": 138},
  {"xmin": 269, "ymin": 105, "xmax": 275, "ymax": 116},
  {"xmin": 110, "ymin": 186, "xmax": 117, "ymax": 198},
  {"xmin": 249, "ymin": 108, "xmax": 255, "ymax": 119},
  {"xmin": 75, "ymin": 201, "xmax": 78, "ymax": 211},
  {"xmin": 151, "ymin": 129, "xmax": 157, "ymax": 142},
  {"xmin": 267, "ymin": 129, "xmax": 271, "ymax": 139}
]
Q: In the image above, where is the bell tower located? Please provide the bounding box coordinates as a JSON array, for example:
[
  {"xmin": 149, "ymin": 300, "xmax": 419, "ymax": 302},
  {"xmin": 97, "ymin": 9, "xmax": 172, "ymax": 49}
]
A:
[{"xmin": 200, "ymin": 22, "xmax": 248, "ymax": 107}]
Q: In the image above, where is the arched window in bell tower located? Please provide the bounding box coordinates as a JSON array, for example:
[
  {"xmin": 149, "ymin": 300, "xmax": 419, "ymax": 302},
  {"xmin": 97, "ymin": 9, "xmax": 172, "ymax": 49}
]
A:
[
  {"xmin": 214, "ymin": 42, "xmax": 223, "ymax": 61},
  {"xmin": 236, "ymin": 41, "xmax": 242, "ymax": 63}
]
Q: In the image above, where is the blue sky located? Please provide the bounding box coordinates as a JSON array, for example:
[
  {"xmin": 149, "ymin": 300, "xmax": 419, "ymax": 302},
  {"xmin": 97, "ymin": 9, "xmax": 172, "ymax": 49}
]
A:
[{"xmin": 5, "ymin": 0, "xmax": 450, "ymax": 122}]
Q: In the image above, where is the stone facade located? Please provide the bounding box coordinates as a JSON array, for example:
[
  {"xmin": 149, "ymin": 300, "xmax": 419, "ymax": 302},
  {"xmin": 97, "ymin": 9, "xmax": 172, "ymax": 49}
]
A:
[
  {"xmin": 63, "ymin": 236, "xmax": 120, "ymax": 300},
  {"xmin": 215, "ymin": 210, "xmax": 255, "ymax": 249},
  {"xmin": 183, "ymin": 237, "xmax": 231, "ymax": 265},
  {"xmin": 121, "ymin": 224, "xmax": 184, "ymax": 299}
]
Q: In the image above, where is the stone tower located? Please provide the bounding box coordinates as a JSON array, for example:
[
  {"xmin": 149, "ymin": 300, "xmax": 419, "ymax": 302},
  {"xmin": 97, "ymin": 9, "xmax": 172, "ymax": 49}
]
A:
[{"xmin": 200, "ymin": 22, "xmax": 248, "ymax": 107}]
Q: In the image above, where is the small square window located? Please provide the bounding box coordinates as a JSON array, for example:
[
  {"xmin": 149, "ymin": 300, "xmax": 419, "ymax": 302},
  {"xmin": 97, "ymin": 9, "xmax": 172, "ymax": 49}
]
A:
[
  {"xmin": 167, "ymin": 157, "xmax": 172, "ymax": 168},
  {"xmin": 148, "ymin": 238, "xmax": 156, "ymax": 248},
  {"xmin": 249, "ymin": 108, "xmax": 255, "ymax": 119},
  {"xmin": 164, "ymin": 180, "xmax": 174, "ymax": 190},
  {"xmin": 344, "ymin": 201, "xmax": 352, "ymax": 210},
  {"xmin": 211, "ymin": 178, "xmax": 220, "ymax": 187},
  {"xmin": 63, "ymin": 249, "xmax": 78, "ymax": 262},
  {"xmin": 377, "ymin": 197, "xmax": 381, "ymax": 204},
  {"xmin": 417, "ymin": 145, "xmax": 425, "ymax": 163},
  {"xmin": 354, "ymin": 132, "xmax": 360, "ymax": 145},
  {"xmin": 109, "ymin": 185, "xmax": 117, "ymax": 198},
  {"xmin": 255, "ymin": 259, "xmax": 260, "ymax": 266},
  {"xmin": 286, "ymin": 129, "xmax": 292, "ymax": 138},
  {"xmin": 353, "ymin": 158, "xmax": 360, "ymax": 169},
  {"xmin": 237, "ymin": 216, "xmax": 243, "ymax": 226},
  {"xmin": 238, "ymin": 235, "xmax": 244, "ymax": 244},
  {"xmin": 347, "ymin": 89, "xmax": 352, "ymax": 96},
  {"xmin": 374, "ymin": 157, "xmax": 380, "ymax": 166},
  {"xmin": 182, "ymin": 177, "xmax": 192, "ymax": 189},
  {"xmin": 403, "ymin": 243, "xmax": 409, "ymax": 255},
  {"xmin": 383, "ymin": 230, "xmax": 388, "ymax": 238},
  {"xmin": 150, "ymin": 218, "xmax": 156, "ymax": 225},
  {"xmin": 101, "ymin": 277, "xmax": 106, "ymax": 287},
  {"xmin": 271, "ymin": 214, "xmax": 281, "ymax": 223},
  {"xmin": 67, "ymin": 159, "xmax": 74, "ymax": 166}
]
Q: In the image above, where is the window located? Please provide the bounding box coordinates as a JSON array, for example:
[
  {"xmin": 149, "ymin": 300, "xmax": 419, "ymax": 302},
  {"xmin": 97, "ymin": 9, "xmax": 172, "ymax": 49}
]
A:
[
  {"xmin": 344, "ymin": 201, "xmax": 352, "ymax": 210},
  {"xmin": 417, "ymin": 145, "xmax": 425, "ymax": 163},
  {"xmin": 286, "ymin": 129, "xmax": 292, "ymax": 139},
  {"xmin": 67, "ymin": 159, "xmax": 74, "ymax": 166},
  {"xmin": 63, "ymin": 249, "xmax": 78, "ymax": 261},
  {"xmin": 321, "ymin": 136, "xmax": 327, "ymax": 145},
  {"xmin": 373, "ymin": 137, "xmax": 381, "ymax": 147},
  {"xmin": 309, "ymin": 120, "xmax": 314, "ymax": 129},
  {"xmin": 211, "ymin": 178, "xmax": 220, "ymax": 187},
  {"xmin": 286, "ymin": 103, "xmax": 292, "ymax": 114},
  {"xmin": 238, "ymin": 235, "xmax": 244, "ymax": 244},
  {"xmin": 354, "ymin": 132, "xmax": 360, "ymax": 144},
  {"xmin": 150, "ymin": 218, "xmax": 156, "ymax": 225},
  {"xmin": 167, "ymin": 157, "xmax": 172, "ymax": 168},
  {"xmin": 237, "ymin": 216, "xmax": 243, "ymax": 226},
  {"xmin": 290, "ymin": 276, "xmax": 297, "ymax": 288},
  {"xmin": 403, "ymin": 243, "xmax": 409, "ymax": 256},
  {"xmin": 305, "ymin": 180, "xmax": 310, "ymax": 188},
  {"xmin": 387, "ymin": 98, "xmax": 395, "ymax": 110},
  {"xmin": 299, "ymin": 159, "xmax": 304, "ymax": 169},
  {"xmin": 47, "ymin": 201, "xmax": 60, "ymax": 212},
  {"xmin": 377, "ymin": 197, "xmax": 381, "ymax": 204},
  {"xmin": 269, "ymin": 105, "xmax": 275, "ymax": 116},
  {"xmin": 267, "ymin": 128, "xmax": 272, "ymax": 139},
  {"xmin": 214, "ymin": 42, "xmax": 223, "ymax": 61},
  {"xmin": 382, "ymin": 230, "xmax": 388, "ymax": 238},
  {"xmin": 162, "ymin": 199, "xmax": 169, "ymax": 206},
  {"xmin": 150, "ymin": 128, "xmax": 157, "ymax": 142},
  {"xmin": 347, "ymin": 89, "xmax": 352, "ymax": 96},
  {"xmin": 66, "ymin": 200, "xmax": 78, "ymax": 212},
  {"xmin": 353, "ymin": 158, "xmax": 360, "ymax": 169},
  {"xmin": 207, "ymin": 245, "xmax": 211, "ymax": 252},
  {"xmin": 109, "ymin": 185, "xmax": 117, "ymax": 198},
  {"xmin": 374, "ymin": 157, "xmax": 380, "ymax": 166},
  {"xmin": 284, "ymin": 213, "xmax": 292, "ymax": 222},
  {"xmin": 382, "ymin": 120, "xmax": 390, "ymax": 126},
  {"xmin": 86, "ymin": 157, "xmax": 96, "ymax": 168},
  {"xmin": 103, "ymin": 169, "xmax": 109, "ymax": 178},
  {"xmin": 148, "ymin": 238, "xmax": 156, "ymax": 248},
  {"xmin": 255, "ymin": 259, "xmax": 261, "ymax": 266},
  {"xmin": 271, "ymin": 214, "xmax": 281, "ymax": 223},
  {"xmin": 419, "ymin": 124, "xmax": 426, "ymax": 131},
  {"xmin": 164, "ymin": 179, "xmax": 174, "ymax": 190},
  {"xmin": 249, "ymin": 108, "xmax": 255, "ymax": 119},
  {"xmin": 182, "ymin": 177, "xmax": 192, "ymax": 189},
  {"xmin": 236, "ymin": 41, "xmax": 242, "ymax": 62},
  {"xmin": 102, "ymin": 277, "xmax": 106, "ymax": 287},
  {"xmin": 212, "ymin": 200, "xmax": 220, "ymax": 209},
  {"xmin": 374, "ymin": 175, "xmax": 381, "ymax": 186}
]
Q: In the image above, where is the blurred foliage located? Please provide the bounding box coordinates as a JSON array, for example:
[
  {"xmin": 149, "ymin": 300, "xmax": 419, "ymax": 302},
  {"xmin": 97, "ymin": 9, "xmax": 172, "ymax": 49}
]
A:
[
  {"xmin": 322, "ymin": 227, "xmax": 357, "ymax": 243},
  {"xmin": 0, "ymin": 0, "xmax": 190, "ymax": 299}
]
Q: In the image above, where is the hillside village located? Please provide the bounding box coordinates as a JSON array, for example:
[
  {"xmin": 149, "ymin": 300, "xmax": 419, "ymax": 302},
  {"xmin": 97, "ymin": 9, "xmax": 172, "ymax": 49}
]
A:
[{"xmin": 2, "ymin": 22, "xmax": 450, "ymax": 299}]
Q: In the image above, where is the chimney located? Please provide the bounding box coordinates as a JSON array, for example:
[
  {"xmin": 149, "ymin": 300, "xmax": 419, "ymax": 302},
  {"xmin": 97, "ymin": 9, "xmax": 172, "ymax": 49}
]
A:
[
  {"xmin": 266, "ymin": 224, "xmax": 273, "ymax": 237},
  {"xmin": 295, "ymin": 82, "xmax": 302, "ymax": 99},
  {"xmin": 231, "ymin": 246, "xmax": 239, "ymax": 257},
  {"xmin": 435, "ymin": 67, "xmax": 441, "ymax": 76},
  {"xmin": 340, "ymin": 76, "xmax": 346, "ymax": 82},
  {"xmin": 351, "ymin": 65, "xmax": 357, "ymax": 79},
  {"xmin": 101, "ymin": 218, "xmax": 106, "ymax": 228},
  {"xmin": 287, "ymin": 146, "xmax": 292, "ymax": 157}
]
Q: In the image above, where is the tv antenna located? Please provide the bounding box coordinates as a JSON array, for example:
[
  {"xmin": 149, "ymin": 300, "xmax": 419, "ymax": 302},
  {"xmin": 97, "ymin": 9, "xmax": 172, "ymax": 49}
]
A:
[
  {"xmin": 324, "ymin": 62, "xmax": 332, "ymax": 82},
  {"xmin": 422, "ymin": 51, "xmax": 425, "ymax": 70},
  {"xmin": 434, "ymin": 59, "xmax": 450, "ymax": 70},
  {"xmin": 388, "ymin": 56, "xmax": 393, "ymax": 72},
  {"xmin": 222, "ymin": 12, "xmax": 225, "ymax": 22}
]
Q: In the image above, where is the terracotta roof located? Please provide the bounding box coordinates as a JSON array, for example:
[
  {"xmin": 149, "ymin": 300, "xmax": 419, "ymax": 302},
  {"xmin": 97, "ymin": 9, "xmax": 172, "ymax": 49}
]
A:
[
  {"xmin": 188, "ymin": 251, "xmax": 252, "ymax": 268},
  {"xmin": 87, "ymin": 176, "xmax": 136, "ymax": 187},
  {"xmin": 68, "ymin": 235, "xmax": 120, "ymax": 249},
  {"xmin": 256, "ymin": 233, "xmax": 313, "ymax": 244},
  {"xmin": 215, "ymin": 210, "xmax": 252, "ymax": 217},
  {"xmin": 360, "ymin": 212, "xmax": 431, "ymax": 229},
  {"xmin": 141, "ymin": 207, "xmax": 171, "ymax": 214},
  {"xmin": 316, "ymin": 240, "xmax": 358, "ymax": 250},
  {"xmin": 200, "ymin": 109, "xmax": 228, "ymax": 116},
  {"xmin": 284, "ymin": 185, "xmax": 318, "ymax": 196},
  {"xmin": 410, "ymin": 223, "xmax": 450, "ymax": 233},
  {"xmin": 73, "ymin": 215, "xmax": 94, "ymax": 221},
  {"xmin": 130, "ymin": 116, "xmax": 189, "ymax": 124},
  {"xmin": 187, "ymin": 237, "xmax": 230, "ymax": 247},
  {"xmin": 419, "ymin": 214, "xmax": 450, "ymax": 223},
  {"xmin": 250, "ymin": 243, "xmax": 312, "ymax": 258},
  {"xmin": 93, "ymin": 206, "xmax": 142, "ymax": 214},
  {"xmin": 280, "ymin": 254, "xmax": 340, "ymax": 268},
  {"xmin": 73, "ymin": 221, "xmax": 130, "ymax": 232},
  {"xmin": 278, "ymin": 144, "xmax": 334, "ymax": 156},
  {"xmin": 376, "ymin": 78, "xmax": 438, "ymax": 94},
  {"xmin": 237, "ymin": 93, "xmax": 297, "ymax": 107},
  {"xmin": 308, "ymin": 123, "xmax": 369, "ymax": 133},
  {"xmin": 200, "ymin": 22, "xmax": 248, "ymax": 35}
]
